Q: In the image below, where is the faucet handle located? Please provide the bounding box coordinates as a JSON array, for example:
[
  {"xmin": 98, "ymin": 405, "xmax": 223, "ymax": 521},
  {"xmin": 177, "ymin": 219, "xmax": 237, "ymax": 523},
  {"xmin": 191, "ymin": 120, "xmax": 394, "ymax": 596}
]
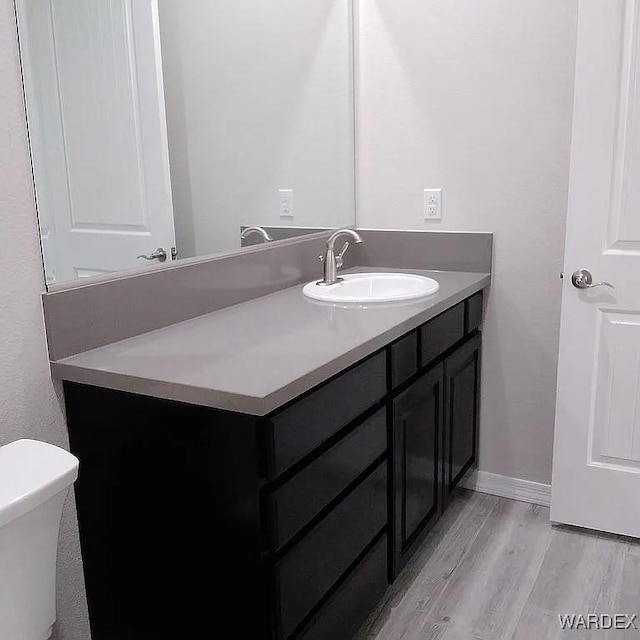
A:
[{"xmin": 336, "ymin": 242, "xmax": 350, "ymax": 269}]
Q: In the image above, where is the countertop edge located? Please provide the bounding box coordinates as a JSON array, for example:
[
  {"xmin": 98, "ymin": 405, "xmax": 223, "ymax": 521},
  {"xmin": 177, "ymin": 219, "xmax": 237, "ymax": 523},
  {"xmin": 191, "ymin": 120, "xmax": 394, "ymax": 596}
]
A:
[
  {"xmin": 51, "ymin": 274, "xmax": 491, "ymax": 416},
  {"xmin": 50, "ymin": 362, "xmax": 267, "ymax": 415}
]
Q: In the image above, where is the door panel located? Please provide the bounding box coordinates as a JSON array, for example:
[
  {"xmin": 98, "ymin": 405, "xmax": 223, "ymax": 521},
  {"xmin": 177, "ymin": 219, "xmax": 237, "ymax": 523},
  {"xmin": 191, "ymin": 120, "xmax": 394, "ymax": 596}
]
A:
[
  {"xmin": 552, "ymin": 0, "xmax": 640, "ymax": 536},
  {"xmin": 450, "ymin": 365, "xmax": 475, "ymax": 478},
  {"xmin": 391, "ymin": 363, "xmax": 443, "ymax": 577},
  {"xmin": 591, "ymin": 311, "xmax": 640, "ymax": 468},
  {"xmin": 606, "ymin": 0, "xmax": 640, "ymax": 254},
  {"xmin": 443, "ymin": 334, "xmax": 481, "ymax": 507},
  {"xmin": 16, "ymin": 0, "xmax": 176, "ymax": 283}
]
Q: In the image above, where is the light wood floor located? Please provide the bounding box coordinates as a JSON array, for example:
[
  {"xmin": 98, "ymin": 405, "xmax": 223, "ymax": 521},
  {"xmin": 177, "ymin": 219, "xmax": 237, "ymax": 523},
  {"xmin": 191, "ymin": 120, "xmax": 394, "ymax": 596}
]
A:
[{"xmin": 356, "ymin": 490, "xmax": 640, "ymax": 639}]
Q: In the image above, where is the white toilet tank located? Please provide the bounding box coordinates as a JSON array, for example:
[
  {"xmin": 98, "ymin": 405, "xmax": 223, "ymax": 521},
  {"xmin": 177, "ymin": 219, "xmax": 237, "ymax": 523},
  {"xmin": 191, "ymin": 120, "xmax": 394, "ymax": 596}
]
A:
[{"xmin": 0, "ymin": 440, "xmax": 79, "ymax": 640}]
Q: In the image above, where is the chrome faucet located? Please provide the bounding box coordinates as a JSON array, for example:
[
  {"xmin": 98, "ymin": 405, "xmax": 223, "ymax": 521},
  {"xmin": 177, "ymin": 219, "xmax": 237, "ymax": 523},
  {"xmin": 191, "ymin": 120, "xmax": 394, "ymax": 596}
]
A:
[
  {"xmin": 317, "ymin": 229, "xmax": 363, "ymax": 286},
  {"xmin": 241, "ymin": 226, "xmax": 273, "ymax": 244}
]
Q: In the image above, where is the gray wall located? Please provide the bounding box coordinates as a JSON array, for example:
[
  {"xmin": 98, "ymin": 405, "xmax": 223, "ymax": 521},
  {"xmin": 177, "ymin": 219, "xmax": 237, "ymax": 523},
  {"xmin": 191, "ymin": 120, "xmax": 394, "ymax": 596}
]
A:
[
  {"xmin": 0, "ymin": 1, "xmax": 90, "ymax": 638},
  {"xmin": 357, "ymin": 0, "xmax": 579, "ymax": 484}
]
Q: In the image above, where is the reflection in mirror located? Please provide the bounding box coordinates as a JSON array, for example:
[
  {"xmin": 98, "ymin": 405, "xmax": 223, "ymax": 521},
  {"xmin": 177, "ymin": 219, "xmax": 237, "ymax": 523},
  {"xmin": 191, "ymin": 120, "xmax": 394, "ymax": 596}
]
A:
[{"xmin": 15, "ymin": 0, "xmax": 355, "ymax": 287}]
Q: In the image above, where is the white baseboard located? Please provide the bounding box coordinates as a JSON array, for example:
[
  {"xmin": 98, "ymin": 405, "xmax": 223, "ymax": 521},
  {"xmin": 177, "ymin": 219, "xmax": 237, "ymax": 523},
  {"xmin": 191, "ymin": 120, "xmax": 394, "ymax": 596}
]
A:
[{"xmin": 461, "ymin": 470, "xmax": 551, "ymax": 507}]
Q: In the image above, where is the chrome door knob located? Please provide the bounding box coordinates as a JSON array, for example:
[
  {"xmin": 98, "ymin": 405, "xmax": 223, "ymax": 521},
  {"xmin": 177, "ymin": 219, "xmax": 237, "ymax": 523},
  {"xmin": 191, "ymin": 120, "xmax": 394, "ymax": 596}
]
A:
[
  {"xmin": 571, "ymin": 269, "xmax": 614, "ymax": 290},
  {"xmin": 136, "ymin": 247, "xmax": 167, "ymax": 262}
]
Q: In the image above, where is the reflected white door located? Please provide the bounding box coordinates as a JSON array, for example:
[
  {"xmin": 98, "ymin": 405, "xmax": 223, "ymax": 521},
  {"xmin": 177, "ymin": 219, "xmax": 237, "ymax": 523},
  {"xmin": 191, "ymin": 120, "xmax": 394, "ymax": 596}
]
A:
[
  {"xmin": 552, "ymin": 0, "xmax": 640, "ymax": 536},
  {"xmin": 17, "ymin": 0, "xmax": 175, "ymax": 284}
]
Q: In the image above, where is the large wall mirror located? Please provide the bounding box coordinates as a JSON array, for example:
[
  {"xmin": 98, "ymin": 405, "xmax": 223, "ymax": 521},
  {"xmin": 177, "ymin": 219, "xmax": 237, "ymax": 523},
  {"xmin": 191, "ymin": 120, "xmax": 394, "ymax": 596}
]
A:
[{"xmin": 15, "ymin": 0, "xmax": 355, "ymax": 287}]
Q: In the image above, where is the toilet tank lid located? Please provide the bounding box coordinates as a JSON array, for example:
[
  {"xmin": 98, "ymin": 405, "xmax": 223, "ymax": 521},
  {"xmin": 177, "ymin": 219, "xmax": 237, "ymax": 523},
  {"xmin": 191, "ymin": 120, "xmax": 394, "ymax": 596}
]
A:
[{"xmin": 0, "ymin": 439, "xmax": 79, "ymax": 528}]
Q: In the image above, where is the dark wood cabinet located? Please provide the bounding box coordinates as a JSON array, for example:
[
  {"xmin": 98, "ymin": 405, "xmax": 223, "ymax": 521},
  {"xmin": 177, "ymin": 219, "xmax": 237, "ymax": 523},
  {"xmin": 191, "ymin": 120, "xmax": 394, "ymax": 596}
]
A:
[
  {"xmin": 390, "ymin": 330, "xmax": 419, "ymax": 387},
  {"xmin": 267, "ymin": 408, "xmax": 386, "ymax": 551},
  {"xmin": 274, "ymin": 463, "xmax": 387, "ymax": 638},
  {"xmin": 390, "ymin": 293, "xmax": 483, "ymax": 579},
  {"xmin": 390, "ymin": 364, "xmax": 443, "ymax": 578},
  {"xmin": 443, "ymin": 333, "xmax": 482, "ymax": 507},
  {"xmin": 64, "ymin": 384, "xmax": 269, "ymax": 640},
  {"xmin": 421, "ymin": 302, "xmax": 465, "ymax": 366},
  {"xmin": 266, "ymin": 352, "xmax": 387, "ymax": 477},
  {"xmin": 295, "ymin": 535, "xmax": 388, "ymax": 640},
  {"xmin": 63, "ymin": 291, "xmax": 484, "ymax": 640}
]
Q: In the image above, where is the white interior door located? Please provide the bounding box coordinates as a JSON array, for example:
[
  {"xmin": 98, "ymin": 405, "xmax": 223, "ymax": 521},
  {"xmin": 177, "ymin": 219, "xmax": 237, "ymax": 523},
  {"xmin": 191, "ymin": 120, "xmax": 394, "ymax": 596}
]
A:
[
  {"xmin": 552, "ymin": 0, "xmax": 640, "ymax": 537},
  {"xmin": 17, "ymin": 0, "xmax": 175, "ymax": 284}
]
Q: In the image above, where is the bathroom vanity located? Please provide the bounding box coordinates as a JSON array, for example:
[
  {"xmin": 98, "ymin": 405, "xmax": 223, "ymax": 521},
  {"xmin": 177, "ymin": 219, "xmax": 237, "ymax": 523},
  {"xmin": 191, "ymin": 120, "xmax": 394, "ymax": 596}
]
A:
[
  {"xmin": 43, "ymin": 230, "xmax": 491, "ymax": 640},
  {"xmin": 16, "ymin": 0, "xmax": 494, "ymax": 633}
]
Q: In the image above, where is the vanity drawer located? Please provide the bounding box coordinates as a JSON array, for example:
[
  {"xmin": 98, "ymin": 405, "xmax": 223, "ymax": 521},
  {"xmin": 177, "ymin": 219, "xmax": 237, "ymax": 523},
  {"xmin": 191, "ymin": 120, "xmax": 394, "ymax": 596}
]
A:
[
  {"xmin": 390, "ymin": 330, "xmax": 419, "ymax": 387},
  {"xmin": 268, "ymin": 407, "xmax": 387, "ymax": 549},
  {"xmin": 466, "ymin": 291, "xmax": 484, "ymax": 334},
  {"xmin": 421, "ymin": 302, "xmax": 465, "ymax": 366},
  {"xmin": 275, "ymin": 463, "xmax": 387, "ymax": 639},
  {"xmin": 268, "ymin": 351, "xmax": 387, "ymax": 477},
  {"xmin": 296, "ymin": 534, "xmax": 388, "ymax": 640}
]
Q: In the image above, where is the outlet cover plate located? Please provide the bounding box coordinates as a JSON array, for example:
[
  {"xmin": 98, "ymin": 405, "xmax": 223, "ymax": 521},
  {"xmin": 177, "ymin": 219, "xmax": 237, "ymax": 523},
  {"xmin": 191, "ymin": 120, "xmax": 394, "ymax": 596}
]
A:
[{"xmin": 423, "ymin": 188, "xmax": 442, "ymax": 221}]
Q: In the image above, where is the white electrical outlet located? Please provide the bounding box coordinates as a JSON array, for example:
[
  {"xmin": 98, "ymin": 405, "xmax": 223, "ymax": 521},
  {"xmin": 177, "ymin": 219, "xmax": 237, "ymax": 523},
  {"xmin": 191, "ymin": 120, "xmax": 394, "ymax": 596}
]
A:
[
  {"xmin": 423, "ymin": 188, "xmax": 442, "ymax": 221},
  {"xmin": 279, "ymin": 189, "xmax": 294, "ymax": 218}
]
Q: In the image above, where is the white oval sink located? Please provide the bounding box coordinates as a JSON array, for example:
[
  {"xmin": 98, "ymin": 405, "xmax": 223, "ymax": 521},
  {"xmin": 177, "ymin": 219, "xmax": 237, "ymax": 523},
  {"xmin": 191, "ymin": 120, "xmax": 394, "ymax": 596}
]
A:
[{"xmin": 303, "ymin": 273, "xmax": 440, "ymax": 304}]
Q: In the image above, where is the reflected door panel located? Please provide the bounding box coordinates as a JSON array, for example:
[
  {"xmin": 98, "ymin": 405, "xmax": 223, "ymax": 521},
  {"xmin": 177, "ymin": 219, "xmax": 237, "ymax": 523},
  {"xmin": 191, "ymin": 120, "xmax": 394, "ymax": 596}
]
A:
[{"xmin": 17, "ymin": 0, "xmax": 176, "ymax": 284}]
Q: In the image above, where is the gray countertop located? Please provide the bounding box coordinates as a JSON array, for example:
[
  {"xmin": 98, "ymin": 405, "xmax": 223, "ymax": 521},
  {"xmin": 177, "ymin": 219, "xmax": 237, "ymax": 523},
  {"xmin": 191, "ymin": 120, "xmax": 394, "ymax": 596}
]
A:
[{"xmin": 51, "ymin": 269, "xmax": 490, "ymax": 415}]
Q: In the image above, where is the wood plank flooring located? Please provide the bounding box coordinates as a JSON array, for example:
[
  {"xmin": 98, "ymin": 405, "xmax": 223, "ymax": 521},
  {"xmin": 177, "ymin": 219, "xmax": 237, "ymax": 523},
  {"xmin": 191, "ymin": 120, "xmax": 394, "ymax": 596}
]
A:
[{"xmin": 355, "ymin": 490, "xmax": 639, "ymax": 639}]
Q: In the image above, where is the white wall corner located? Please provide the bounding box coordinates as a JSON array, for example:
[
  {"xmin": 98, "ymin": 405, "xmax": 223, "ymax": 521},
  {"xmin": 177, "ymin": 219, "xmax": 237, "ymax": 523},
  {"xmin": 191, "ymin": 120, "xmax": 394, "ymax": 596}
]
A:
[{"xmin": 461, "ymin": 470, "xmax": 551, "ymax": 508}]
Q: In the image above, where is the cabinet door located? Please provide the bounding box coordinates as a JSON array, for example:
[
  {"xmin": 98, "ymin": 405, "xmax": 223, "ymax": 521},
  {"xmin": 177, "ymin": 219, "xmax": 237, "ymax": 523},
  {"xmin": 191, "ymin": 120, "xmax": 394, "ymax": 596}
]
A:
[
  {"xmin": 443, "ymin": 333, "xmax": 482, "ymax": 507},
  {"xmin": 391, "ymin": 363, "xmax": 443, "ymax": 579}
]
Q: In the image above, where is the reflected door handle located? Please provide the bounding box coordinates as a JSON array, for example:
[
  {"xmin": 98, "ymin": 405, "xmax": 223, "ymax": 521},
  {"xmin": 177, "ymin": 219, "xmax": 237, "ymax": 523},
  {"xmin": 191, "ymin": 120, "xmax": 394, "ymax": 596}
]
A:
[
  {"xmin": 571, "ymin": 269, "xmax": 614, "ymax": 290},
  {"xmin": 136, "ymin": 247, "xmax": 167, "ymax": 262}
]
